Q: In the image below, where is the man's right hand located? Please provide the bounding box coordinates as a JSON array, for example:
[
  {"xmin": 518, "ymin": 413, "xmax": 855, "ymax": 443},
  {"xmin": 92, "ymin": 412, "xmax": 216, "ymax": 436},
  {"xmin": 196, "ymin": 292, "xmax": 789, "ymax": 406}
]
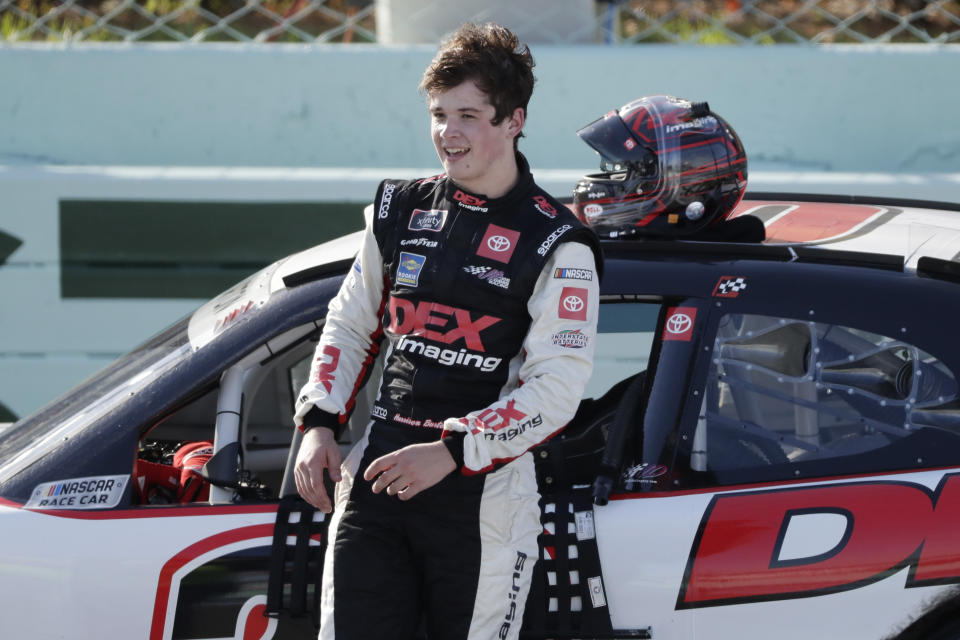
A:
[{"xmin": 294, "ymin": 426, "xmax": 343, "ymax": 513}]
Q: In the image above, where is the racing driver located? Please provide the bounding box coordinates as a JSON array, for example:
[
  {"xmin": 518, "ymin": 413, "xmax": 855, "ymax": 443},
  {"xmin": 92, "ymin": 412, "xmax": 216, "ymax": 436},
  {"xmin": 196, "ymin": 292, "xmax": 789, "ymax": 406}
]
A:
[{"xmin": 292, "ymin": 22, "xmax": 603, "ymax": 640}]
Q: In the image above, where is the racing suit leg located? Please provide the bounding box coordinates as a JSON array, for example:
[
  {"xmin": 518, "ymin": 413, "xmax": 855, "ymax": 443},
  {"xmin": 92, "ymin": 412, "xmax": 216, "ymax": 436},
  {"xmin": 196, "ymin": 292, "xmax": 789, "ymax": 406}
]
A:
[
  {"xmin": 420, "ymin": 455, "xmax": 541, "ymax": 640},
  {"xmin": 318, "ymin": 422, "xmax": 541, "ymax": 640}
]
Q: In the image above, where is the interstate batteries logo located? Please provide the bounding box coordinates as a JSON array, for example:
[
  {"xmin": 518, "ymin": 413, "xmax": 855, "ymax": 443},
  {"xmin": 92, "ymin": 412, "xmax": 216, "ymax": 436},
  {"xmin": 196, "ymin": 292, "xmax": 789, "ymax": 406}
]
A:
[
  {"xmin": 26, "ymin": 474, "xmax": 128, "ymax": 509},
  {"xmin": 551, "ymin": 329, "xmax": 589, "ymax": 349}
]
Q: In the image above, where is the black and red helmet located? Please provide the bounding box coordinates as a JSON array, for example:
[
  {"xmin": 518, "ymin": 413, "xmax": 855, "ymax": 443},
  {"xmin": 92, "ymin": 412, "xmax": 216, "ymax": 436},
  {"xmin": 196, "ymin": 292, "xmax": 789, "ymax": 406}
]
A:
[{"xmin": 573, "ymin": 95, "xmax": 748, "ymax": 238}]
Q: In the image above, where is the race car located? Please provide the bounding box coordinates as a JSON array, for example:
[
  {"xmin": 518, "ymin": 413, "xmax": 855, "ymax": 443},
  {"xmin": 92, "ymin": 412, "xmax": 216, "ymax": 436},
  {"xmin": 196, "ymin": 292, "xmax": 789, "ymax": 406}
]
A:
[{"xmin": 1, "ymin": 193, "xmax": 960, "ymax": 640}]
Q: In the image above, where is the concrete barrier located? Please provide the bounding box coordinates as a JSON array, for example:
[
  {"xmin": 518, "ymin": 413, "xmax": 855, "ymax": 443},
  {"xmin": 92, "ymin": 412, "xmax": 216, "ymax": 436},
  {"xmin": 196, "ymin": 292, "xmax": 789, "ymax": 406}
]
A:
[
  {"xmin": 1, "ymin": 43, "xmax": 958, "ymax": 418},
  {"xmin": 2, "ymin": 43, "xmax": 959, "ymax": 173}
]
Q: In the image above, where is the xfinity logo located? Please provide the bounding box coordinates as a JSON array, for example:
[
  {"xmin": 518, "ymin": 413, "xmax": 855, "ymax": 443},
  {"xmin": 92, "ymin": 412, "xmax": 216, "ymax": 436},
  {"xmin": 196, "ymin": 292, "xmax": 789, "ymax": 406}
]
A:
[
  {"xmin": 378, "ymin": 182, "xmax": 396, "ymax": 219},
  {"xmin": 408, "ymin": 209, "xmax": 447, "ymax": 232},
  {"xmin": 537, "ymin": 224, "xmax": 573, "ymax": 256}
]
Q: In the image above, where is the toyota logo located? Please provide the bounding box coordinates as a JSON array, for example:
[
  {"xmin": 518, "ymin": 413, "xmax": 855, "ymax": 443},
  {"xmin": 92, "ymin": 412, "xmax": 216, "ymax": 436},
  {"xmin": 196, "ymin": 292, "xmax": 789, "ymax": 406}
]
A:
[
  {"xmin": 487, "ymin": 235, "xmax": 511, "ymax": 252},
  {"xmin": 563, "ymin": 295, "xmax": 584, "ymax": 313},
  {"xmin": 666, "ymin": 313, "xmax": 693, "ymax": 334}
]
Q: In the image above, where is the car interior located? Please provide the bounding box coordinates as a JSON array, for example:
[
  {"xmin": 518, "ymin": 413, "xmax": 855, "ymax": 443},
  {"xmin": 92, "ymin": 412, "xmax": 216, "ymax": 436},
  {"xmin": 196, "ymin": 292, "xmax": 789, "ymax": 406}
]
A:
[
  {"xmin": 132, "ymin": 300, "xmax": 661, "ymax": 506},
  {"xmin": 692, "ymin": 313, "xmax": 960, "ymax": 480}
]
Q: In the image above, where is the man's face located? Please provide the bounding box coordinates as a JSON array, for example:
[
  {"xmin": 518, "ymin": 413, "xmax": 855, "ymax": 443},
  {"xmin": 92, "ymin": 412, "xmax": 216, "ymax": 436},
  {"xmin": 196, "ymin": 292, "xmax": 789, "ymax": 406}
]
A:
[{"xmin": 428, "ymin": 79, "xmax": 523, "ymax": 198}]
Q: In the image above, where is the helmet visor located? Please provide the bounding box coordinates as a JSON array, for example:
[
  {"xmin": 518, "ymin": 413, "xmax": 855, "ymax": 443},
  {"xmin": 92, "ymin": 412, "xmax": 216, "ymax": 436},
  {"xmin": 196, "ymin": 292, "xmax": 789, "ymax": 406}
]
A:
[{"xmin": 577, "ymin": 112, "xmax": 656, "ymax": 173}]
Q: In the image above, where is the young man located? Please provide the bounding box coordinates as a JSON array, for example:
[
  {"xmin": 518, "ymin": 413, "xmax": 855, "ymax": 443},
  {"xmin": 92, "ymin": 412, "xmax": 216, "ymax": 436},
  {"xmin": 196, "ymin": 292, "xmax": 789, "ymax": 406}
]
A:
[{"xmin": 293, "ymin": 22, "xmax": 602, "ymax": 639}]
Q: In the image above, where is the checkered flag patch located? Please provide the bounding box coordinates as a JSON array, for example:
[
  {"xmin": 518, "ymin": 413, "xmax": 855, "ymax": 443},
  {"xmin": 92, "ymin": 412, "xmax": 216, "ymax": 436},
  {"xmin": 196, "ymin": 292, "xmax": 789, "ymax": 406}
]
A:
[
  {"xmin": 714, "ymin": 276, "xmax": 748, "ymax": 297},
  {"xmin": 463, "ymin": 265, "xmax": 491, "ymax": 276}
]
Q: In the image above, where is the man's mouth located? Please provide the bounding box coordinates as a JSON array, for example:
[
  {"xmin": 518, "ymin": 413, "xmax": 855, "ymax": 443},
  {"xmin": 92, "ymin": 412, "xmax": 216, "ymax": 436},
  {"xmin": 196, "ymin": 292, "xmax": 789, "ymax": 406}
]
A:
[{"xmin": 444, "ymin": 146, "xmax": 470, "ymax": 159}]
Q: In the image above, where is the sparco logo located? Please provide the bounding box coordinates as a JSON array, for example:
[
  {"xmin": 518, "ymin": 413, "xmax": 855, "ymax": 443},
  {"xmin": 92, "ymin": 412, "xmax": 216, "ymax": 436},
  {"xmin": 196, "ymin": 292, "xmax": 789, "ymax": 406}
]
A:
[
  {"xmin": 498, "ymin": 551, "xmax": 529, "ymax": 639},
  {"xmin": 378, "ymin": 182, "xmax": 395, "ymax": 219},
  {"xmin": 537, "ymin": 224, "xmax": 573, "ymax": 256},
  {"xmin": 453, "ymin": 190, "xmax": 488, "ymax": 212},
  {"xmin": 372, "ymin": 405, "xmax": 388, "ymax": 419}
]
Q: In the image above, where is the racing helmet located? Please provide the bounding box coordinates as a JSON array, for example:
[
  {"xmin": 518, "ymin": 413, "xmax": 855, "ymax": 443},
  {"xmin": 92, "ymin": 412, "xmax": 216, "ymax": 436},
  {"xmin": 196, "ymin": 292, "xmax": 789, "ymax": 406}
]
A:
[{"xmin": 573, "ymin": 95, "xmax": 748, "ymax": 238}]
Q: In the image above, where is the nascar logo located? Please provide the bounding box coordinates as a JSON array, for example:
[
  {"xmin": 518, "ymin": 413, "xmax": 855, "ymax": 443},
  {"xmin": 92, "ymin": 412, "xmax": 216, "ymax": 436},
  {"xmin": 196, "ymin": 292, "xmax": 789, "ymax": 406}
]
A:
[{"xmin": 553, "ymin": 267, "xmax": 593, "ymax": 281}]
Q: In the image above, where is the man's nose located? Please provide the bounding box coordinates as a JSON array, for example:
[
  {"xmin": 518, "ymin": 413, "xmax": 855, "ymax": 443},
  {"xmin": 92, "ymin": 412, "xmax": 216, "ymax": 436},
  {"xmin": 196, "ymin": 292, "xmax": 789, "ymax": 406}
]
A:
[{"xmin": 439, "ymin": 119, "xmax": 460, "ymax": 138}]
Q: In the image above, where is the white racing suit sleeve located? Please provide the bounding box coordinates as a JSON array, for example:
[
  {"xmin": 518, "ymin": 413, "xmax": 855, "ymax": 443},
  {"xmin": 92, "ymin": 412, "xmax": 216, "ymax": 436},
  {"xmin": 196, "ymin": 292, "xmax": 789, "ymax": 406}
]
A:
[
  {"xmin": 293, "ymin": 211, "xmax": 386, "ymax": 433},
  {"xmin": 441, "ymin": 241, "xmax": 600, "ymax": 474}
]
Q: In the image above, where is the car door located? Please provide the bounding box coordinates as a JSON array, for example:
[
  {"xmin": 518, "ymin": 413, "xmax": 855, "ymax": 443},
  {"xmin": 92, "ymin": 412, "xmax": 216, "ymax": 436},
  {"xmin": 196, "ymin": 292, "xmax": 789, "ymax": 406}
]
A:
[{"xmin": 591, "ymin": 261, "xmax": 960, "ymax": 640}]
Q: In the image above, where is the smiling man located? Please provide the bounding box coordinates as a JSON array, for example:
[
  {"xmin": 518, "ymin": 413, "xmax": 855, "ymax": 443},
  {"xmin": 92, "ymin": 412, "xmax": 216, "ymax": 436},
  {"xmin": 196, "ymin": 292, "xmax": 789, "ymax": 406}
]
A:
[{"xmin": 293, "ymin": 22, "xmax": 602, "ymax": 640}]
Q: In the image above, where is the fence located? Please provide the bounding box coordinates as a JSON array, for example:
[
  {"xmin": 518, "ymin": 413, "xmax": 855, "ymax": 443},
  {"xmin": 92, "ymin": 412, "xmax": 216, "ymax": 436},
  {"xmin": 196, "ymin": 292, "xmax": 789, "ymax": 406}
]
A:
[{"xmin": 2, "ymin": 0, "xmax": 959, "ymax": 44}]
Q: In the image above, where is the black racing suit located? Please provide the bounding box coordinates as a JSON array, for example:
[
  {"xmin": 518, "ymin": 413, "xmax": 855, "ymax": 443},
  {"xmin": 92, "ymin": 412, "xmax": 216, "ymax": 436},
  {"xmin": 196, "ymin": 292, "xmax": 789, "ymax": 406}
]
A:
[{"xmin": 294, "ymin": 155, "xmax": 602, "ymax": 639}]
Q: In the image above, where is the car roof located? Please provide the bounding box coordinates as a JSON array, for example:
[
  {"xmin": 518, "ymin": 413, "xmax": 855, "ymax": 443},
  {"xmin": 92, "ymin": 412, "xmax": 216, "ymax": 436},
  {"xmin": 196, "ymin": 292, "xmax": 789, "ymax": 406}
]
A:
[
  {"xmin": 735, "ymin": 193, "xmax": 960, "ymax": 265},
  {"xmin": 187, "ymin": 193, "xmax": 960, "ymax": 351}
]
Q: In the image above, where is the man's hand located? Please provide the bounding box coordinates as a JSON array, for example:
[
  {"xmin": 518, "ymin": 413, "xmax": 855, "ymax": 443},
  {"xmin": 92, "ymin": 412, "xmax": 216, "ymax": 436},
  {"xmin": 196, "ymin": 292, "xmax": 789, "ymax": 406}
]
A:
[
  {"xmin": 364, "ymin": 440, "xmax": 457, "ymax": 500},
  {"xmin": 294, "ymin": 427, "xmax": 342, "ymax": 513}
]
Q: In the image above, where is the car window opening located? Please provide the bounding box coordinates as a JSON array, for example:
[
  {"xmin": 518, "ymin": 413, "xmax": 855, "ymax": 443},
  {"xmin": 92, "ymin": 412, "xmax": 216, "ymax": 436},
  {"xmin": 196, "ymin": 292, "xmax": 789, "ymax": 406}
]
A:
[{"xmin": 691, "ymin": 313, "xmax": 960, "ymax": 482}]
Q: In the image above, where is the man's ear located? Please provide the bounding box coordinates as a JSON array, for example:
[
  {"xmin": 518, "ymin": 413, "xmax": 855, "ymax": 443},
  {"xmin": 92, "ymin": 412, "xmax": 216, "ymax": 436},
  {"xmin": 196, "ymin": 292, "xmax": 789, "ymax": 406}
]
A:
[{"xmin": 507, "ymin": 107, "xmax": 525, "ymax": 138}]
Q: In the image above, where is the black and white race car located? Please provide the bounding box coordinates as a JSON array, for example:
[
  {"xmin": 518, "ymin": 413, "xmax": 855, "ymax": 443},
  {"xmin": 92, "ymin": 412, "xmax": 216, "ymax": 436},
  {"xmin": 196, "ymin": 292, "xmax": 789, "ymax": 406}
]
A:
[{"xmin": 2, "ymin": 194, "xmax": 960, "ymax": 640}]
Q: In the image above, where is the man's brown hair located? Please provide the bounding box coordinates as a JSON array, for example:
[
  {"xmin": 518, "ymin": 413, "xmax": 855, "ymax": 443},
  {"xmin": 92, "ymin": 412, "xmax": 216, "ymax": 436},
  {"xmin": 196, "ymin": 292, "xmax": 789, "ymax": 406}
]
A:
[{"xmin": 420, "ymin": 23, "xmax": 536, "ymax": 133}]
